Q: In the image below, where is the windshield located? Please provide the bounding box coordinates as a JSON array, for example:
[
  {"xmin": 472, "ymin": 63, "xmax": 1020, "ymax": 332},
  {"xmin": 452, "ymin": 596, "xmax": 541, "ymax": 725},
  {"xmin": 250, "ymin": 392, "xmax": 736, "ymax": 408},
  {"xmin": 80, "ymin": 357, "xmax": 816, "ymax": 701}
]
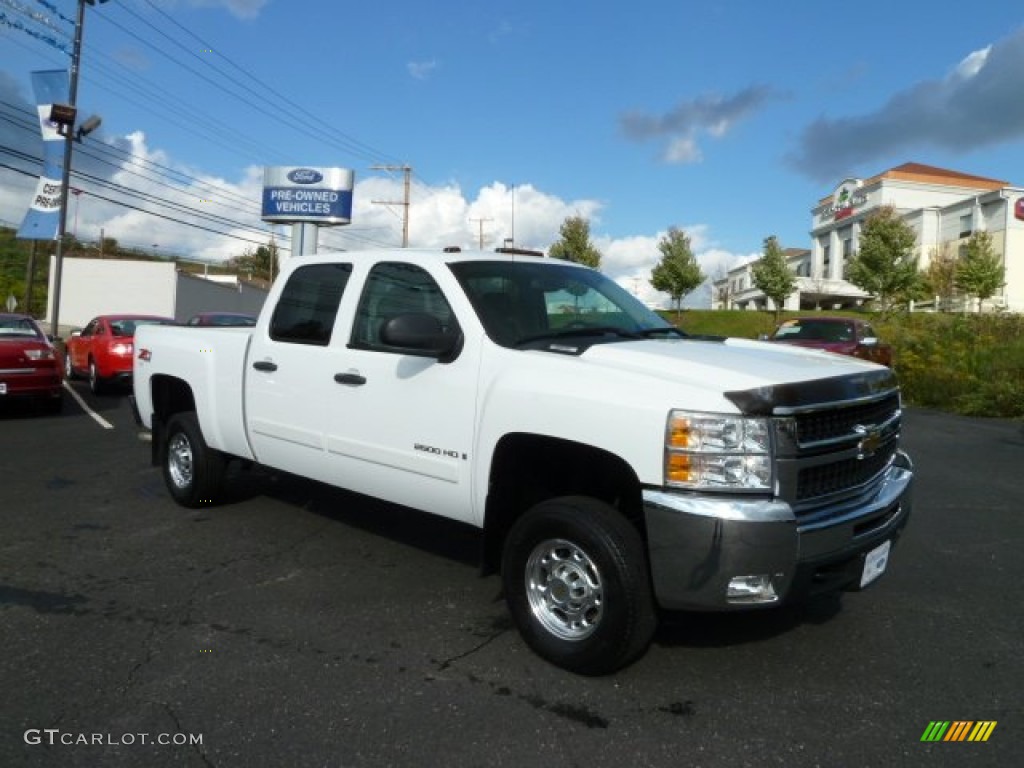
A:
[
  {"xmin": 772, "ymin": 319, "xmax": 854, "ymax": 343},
  {"xmin": 110, "ymin": 318, "xmax": 175, "ymax": 337},
  {"xmin": 450, "ymin": 260, "xmax": 675, "ymax": 347}
]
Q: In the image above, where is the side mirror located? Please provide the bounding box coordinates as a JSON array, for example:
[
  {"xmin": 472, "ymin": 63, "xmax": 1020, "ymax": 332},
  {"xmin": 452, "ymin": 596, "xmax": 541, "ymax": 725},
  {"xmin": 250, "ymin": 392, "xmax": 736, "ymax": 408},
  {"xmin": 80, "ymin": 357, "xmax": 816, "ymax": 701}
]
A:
[{"xmin": 380, "ymin": 313, "xmax": 461, "ymax": 362}]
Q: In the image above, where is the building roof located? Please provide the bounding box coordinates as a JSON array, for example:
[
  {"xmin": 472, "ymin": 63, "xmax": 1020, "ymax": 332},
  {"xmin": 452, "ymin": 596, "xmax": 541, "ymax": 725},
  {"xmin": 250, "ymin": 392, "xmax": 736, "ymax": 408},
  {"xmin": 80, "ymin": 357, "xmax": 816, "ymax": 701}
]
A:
[{"xmin": 818, "ymin": 162, "xmax": 1009, "ymax": 205}]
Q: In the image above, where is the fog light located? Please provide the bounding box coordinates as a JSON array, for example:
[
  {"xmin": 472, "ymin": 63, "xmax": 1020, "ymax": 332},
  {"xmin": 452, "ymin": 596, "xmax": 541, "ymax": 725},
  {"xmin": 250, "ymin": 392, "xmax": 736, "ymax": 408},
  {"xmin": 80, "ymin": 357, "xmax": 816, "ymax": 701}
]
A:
[{"xmin": 726, "ymin": 575, "xmax": 779, "ymax": 604}]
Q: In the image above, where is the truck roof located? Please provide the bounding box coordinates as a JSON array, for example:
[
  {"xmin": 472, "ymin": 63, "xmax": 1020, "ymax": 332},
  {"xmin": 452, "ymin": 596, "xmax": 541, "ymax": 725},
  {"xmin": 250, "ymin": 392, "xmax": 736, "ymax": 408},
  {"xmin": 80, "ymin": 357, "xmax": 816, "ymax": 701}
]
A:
[{"xmin": 293, "ymin": 247, "xmax": 576, "ymax": 269}]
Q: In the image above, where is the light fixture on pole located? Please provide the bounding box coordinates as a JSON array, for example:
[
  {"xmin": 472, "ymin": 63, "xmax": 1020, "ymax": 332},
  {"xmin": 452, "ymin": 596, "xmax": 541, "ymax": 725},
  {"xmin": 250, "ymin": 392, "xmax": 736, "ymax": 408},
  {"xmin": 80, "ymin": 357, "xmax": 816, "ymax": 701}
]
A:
[{"xmin": 50, "ymin": 0, "xmax": 109, "ymax": 338}]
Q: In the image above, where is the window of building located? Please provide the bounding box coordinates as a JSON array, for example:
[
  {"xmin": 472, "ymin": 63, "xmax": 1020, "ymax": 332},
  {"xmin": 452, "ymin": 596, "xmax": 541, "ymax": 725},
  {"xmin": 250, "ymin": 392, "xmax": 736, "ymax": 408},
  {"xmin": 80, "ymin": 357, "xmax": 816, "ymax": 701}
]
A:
[
  {"xmin": 823, "ymin": 244, "xmax": 831, "ymax": 275},
  {"xmin": 959, "ymin": 213, "xmax": 973, "ymax": 238}
]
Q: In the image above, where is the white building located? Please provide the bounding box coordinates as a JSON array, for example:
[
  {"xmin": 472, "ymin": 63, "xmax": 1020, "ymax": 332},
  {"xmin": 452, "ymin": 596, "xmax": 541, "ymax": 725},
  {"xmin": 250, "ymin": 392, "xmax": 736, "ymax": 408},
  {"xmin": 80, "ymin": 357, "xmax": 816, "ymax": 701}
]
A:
[
  {"xmin": 713, "ymin": 162, "xmax": 1024, "ymax": 312},
  {"xmin": 46, "ymin": 256, "xmax": 269, "ymax": 332}
]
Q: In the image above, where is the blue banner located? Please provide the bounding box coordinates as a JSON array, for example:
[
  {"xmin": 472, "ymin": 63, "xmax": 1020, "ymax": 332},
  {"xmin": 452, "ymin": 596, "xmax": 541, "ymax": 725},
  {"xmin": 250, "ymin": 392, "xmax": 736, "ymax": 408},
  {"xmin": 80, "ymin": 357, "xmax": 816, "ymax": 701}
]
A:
[{"xmin": 17, "ymin": 69, "xmax": 70, "ymax": 241}]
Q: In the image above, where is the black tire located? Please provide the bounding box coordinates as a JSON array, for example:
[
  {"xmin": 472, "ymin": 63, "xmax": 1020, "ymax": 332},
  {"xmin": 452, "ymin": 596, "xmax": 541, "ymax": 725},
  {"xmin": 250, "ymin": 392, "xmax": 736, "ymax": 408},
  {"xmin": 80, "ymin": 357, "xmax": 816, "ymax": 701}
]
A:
[
  {"xmin": 88, "ymin": 358, "xmax": 104, "ymax": 395},
  {"xmin": 502, "ymin": 496, "xmax": 657, "ymax": 675},
  {"xmin": 162, "ymin": 412, "xmax": 226, "ymax": 508},
  {"xmin": 64, "ymin": 352, "xmax": 76, "ymax": 380}
]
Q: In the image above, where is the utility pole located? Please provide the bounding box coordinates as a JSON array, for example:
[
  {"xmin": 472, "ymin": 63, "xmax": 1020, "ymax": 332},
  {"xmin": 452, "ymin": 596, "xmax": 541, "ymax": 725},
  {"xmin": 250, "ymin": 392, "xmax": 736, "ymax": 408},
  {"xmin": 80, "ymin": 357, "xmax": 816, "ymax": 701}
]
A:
[
  {"xmin": 51, "ymin": 0, "xmax": 109, "ymax": 337},
  {"xmin": 370, "ymin": 164, "xmax": 412, "ymax": 247},
  {"xmin": 470, "ymin": 217, "xmax": 493, "ymax": 250}
]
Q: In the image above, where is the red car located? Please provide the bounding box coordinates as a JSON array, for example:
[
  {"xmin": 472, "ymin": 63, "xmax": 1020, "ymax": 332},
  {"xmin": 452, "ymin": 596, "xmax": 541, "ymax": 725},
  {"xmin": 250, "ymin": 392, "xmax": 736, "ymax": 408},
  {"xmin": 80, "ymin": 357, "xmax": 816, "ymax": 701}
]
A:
[
  {"xmin": 767, "ymin": 316, "xmax": 893, "ymax": 367},
  {"xmin": 65, "ymin": 314, "xmax": 176, "ymax": 393},
  {"xmin": 0, "ymin": 313, "xmax": 63, "ymax": 413}
]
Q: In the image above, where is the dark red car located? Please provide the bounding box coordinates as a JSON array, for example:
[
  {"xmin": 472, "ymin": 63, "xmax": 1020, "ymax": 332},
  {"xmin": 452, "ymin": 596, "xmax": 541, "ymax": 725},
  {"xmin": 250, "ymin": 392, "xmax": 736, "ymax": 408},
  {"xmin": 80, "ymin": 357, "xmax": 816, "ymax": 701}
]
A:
[
  {"xmin": 186, "ymin": 312, "xmax": 257, "ymax": 327},
  {"xmin": 65, "ymin": 314, "xmax": 176, "ymax": 393},
  {"xmin": 767, "ymin": 316, "xmax": 893, "ymax": 367},
  {"xmin": 0, "ymin": 313, "xmax": 63, "ymax": 413}
]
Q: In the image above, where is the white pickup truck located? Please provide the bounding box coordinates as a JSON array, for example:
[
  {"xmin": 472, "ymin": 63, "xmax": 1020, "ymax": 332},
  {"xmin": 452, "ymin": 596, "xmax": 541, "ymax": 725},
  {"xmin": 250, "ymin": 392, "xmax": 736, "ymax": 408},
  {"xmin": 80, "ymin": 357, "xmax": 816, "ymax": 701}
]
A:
[{"xmin": 132, "ymin": 247, "xmax": 912, "ymax": 675}]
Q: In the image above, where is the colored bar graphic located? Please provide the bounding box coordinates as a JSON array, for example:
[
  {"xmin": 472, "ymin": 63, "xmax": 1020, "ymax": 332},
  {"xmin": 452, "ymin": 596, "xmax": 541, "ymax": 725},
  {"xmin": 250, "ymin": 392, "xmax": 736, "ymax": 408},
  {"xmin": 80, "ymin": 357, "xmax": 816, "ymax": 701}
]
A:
[
  {"xmin": 920, "ymin": 721, "xmax": 996, "ymax": 742},
  {"xmin": 968, "ymin": 722, "xmax": 997, "ymax": 742}
]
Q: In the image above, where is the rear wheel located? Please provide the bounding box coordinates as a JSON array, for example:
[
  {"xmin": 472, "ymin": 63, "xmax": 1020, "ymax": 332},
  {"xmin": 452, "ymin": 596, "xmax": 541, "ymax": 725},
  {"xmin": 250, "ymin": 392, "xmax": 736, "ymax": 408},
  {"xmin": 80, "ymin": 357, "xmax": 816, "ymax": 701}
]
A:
[
  {"xmin": 162, "ymin": 412, "xmax": 226, "ymax": 508},
  {"xmin": 502, "ymin": 496, "xmax": 656, "ymax": 675}
]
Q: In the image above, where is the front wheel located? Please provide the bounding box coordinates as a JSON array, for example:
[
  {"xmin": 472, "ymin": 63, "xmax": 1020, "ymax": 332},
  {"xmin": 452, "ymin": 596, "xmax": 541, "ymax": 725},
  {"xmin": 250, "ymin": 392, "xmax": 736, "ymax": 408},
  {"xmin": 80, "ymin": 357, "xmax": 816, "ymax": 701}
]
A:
[
  {"xmin": 162, "ymin": 412, "xmax": 226, "ymax": 508},
  {"xmin": 502, "ymin": 496, "xmax": 657, "ymax": 675}
]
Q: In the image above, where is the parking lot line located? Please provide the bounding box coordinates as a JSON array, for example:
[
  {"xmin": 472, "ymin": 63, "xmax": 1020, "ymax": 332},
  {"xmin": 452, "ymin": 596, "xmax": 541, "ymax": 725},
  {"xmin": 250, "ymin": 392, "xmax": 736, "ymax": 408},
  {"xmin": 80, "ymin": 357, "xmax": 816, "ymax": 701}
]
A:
[{"xmin": 63, "ymin": 380, "xmax": 115, "ymax": 430}]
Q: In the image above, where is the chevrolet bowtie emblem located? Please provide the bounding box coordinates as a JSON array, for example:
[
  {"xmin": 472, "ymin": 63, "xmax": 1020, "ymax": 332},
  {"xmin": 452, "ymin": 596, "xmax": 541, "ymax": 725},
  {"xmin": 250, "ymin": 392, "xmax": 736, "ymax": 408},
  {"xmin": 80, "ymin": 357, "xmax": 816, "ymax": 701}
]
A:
[{"xmin": 854, "ymin": 424, "xmax": 882, "ymax": 459}]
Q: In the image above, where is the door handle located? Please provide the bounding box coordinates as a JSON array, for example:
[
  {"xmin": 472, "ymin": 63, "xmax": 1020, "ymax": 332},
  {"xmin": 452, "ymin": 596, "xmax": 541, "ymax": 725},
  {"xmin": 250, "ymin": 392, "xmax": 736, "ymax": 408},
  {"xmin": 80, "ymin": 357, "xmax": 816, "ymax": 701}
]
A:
[
  {"xmin": 252, "ymin": 360, "xmax": 277, "ymax": 372},
  {"xmin": 334, "ymin": 373, "xmax": 366, "ymax": 386}
]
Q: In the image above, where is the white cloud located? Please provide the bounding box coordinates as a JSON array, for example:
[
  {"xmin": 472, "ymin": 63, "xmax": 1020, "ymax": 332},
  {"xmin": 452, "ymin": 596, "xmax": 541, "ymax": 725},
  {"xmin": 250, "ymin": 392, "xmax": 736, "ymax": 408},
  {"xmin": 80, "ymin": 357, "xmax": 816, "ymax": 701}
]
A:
[
  {"xmin": 186, "ymin": 0, "xmax": 268, "ymax": 20},
  {"xmin": 952, "ymin": 46, "xmax": 990, "ymax": 80},
  {"xmin": 0, "ymin": 112, "xmax": 751, "ymax": 311},
  {"xmin": 408, "ymin": 60, "xmax": 438, "ymax": 80},
  {"xmin": 662, "ymin": 136, "xmax": 702, "ymax": 164}
]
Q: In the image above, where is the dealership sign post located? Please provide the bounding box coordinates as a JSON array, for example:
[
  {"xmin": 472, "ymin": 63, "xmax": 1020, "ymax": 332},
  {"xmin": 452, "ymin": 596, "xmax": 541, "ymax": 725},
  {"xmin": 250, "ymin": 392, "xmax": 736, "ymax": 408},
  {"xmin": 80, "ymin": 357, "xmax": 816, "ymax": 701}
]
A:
[{"xmin": 261, "ymin": 167, "xmax": 354, "ymax": 258}]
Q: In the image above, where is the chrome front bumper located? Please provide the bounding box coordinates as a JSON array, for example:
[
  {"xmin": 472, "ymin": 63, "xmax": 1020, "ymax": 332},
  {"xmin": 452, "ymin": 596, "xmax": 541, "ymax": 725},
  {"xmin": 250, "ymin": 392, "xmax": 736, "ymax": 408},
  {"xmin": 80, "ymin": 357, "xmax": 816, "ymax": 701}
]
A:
[{"xmin": 643, "ymin": 451, "xmax": 913, "ymax": 610}]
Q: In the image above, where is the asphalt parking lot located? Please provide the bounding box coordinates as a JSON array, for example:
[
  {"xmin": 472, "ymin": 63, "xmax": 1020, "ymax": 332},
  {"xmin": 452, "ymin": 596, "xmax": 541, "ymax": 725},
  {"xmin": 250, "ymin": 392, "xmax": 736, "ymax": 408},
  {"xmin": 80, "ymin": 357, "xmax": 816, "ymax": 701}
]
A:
[{"xmin": 1, "ymin": 382, "xmax": 1021, "ymax": 767}]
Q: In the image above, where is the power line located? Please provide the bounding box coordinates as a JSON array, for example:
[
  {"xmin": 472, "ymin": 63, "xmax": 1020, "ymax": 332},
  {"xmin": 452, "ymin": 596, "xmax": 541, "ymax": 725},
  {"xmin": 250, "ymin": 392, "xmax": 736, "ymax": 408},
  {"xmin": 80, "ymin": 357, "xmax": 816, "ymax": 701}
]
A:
[{"xmin": 370, "ymin": 165, "xmax": 412, "ymax": 247}]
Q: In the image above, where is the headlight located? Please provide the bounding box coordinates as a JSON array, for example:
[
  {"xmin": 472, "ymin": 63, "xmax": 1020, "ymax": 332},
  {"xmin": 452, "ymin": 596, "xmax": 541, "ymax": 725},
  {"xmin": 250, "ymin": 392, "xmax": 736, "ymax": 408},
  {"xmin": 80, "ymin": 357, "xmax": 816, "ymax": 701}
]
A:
[{"xmin": 664, "ymin": 411, "xmax": 773, "ymax": 491}]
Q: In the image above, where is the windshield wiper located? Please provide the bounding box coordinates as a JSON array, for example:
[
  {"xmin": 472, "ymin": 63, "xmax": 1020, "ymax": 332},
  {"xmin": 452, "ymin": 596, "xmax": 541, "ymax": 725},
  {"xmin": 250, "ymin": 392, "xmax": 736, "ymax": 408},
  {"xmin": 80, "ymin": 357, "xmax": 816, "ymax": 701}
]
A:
[
  {"xmin": 638, "ymin": 327, "xmax": 687, "ymax": 338},
  {"xmin": 514, "ymin": 326, "xmax": 643, "ymax": 346}
]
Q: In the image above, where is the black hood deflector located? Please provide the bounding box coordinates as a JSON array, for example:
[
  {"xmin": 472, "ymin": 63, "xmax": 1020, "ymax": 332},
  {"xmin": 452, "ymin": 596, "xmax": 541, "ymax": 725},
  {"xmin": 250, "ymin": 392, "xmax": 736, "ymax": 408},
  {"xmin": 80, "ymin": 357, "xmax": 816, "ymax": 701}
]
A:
[{"xmin": 725, "ymin": 369, "xmax": 899, "ymax": 416}]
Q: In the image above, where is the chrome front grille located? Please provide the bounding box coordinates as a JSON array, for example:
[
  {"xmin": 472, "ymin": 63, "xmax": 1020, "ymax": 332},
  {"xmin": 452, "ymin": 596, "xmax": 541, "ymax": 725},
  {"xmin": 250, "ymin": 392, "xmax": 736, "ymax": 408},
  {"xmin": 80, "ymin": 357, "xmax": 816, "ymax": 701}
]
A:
[
  {"xmin": 773, "ymin": 390, "xmax": 902, "ymax": 514},
  {"xmin": 793, "ymin": 392, "xmax": 901, "ymax": 445},
  {"xmin": 795, "ymin": 437, "xmax": 898, "ymax": 501}
]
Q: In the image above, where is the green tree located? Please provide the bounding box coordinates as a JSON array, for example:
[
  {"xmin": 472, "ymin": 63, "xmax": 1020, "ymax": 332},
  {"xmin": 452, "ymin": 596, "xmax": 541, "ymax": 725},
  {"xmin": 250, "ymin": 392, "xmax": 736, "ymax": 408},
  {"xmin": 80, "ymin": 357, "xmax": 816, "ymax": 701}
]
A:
[
  {"xmin": 922, "ymin": 242, "xmax": 959, "ymax": 310},
  {"xmin": 847, "ymin": 206, "xmax": 919, "ymax": 315},
  {"xmin": 751, "ymin": 235, "xmax": 796, "ymax": 322},
  {"xmin": 650, "ymin": 227, "xmax": 704, "ymax": 321},
  {"xmin": 548, "ymin": 215, "xmax": 602, "ymax": 268},
  {"xmin": 955, "ymin": 231, "xmax": 1004, "ymax": 313},
  {"xmin": 225, "ymin": 240, "xmax": 280, "ymax": 283}
]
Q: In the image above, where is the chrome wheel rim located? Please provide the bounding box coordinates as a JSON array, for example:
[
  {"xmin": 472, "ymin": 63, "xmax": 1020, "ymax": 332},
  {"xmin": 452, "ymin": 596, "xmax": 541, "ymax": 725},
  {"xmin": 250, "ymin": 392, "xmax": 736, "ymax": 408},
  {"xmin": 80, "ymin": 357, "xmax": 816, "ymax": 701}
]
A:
[
  {"xmin": 167, "ymin": 432, "xmax": 194, "ymax": 490},
  {"xmin": 525, "ymin": 538, "xmax": 603, "ymax": 641}
]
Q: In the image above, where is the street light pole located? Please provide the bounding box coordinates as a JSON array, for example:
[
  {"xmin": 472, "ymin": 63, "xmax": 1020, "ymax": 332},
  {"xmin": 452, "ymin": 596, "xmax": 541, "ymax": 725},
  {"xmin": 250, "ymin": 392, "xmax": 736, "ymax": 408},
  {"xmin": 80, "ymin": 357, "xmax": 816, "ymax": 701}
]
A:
[{"xmin": 50, "ymin": 0, "xmax": 107, "ymax": 338}]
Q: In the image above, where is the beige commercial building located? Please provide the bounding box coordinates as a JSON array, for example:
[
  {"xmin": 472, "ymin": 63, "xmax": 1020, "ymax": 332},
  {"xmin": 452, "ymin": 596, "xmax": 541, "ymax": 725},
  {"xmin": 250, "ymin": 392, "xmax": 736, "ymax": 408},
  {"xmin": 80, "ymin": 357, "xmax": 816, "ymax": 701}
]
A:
[{"xmin": 714, "ymin": 162, "xmax": 1024, "ymax": 312}]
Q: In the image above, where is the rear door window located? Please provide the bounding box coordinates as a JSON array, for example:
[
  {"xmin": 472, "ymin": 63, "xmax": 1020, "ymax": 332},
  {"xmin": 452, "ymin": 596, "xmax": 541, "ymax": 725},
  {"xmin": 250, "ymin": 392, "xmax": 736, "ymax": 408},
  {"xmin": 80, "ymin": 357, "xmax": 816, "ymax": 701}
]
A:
[{"xmin": 269, "ymin": 263, "xmax": 353, "ymax": 345}]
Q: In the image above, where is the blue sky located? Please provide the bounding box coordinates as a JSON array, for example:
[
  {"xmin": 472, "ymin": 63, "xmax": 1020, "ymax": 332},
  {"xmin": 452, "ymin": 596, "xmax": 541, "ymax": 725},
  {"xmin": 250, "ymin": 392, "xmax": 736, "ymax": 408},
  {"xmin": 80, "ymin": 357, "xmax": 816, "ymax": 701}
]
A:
[{"xmin": 2, "ymin": 0, "xmax": 1023, "ymax": 306}]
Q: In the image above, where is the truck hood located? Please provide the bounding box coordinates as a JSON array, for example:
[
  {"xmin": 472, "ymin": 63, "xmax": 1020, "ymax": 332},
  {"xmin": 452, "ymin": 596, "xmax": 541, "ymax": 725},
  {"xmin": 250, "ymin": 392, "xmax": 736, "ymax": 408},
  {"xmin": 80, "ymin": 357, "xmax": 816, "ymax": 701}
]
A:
[{"xmin": 580, "ymin": 336, "xmax": 897, "ymax": 415}]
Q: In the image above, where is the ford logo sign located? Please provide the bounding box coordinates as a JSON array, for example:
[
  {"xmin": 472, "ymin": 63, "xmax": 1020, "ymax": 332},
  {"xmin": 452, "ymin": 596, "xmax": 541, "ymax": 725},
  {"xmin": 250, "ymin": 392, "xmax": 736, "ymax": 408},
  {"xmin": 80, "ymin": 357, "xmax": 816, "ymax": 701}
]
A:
[{"xmin": 287, "ymin": 168, "xmax": 323, "ymax": 184}]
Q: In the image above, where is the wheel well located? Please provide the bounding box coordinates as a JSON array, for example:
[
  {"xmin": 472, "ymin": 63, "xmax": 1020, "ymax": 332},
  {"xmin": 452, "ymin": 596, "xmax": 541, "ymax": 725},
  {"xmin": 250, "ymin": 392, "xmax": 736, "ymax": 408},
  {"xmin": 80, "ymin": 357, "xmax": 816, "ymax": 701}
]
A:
[
  {"xmin": 150, "ymin": 374, "xmax": 196, "ymax": 422},
  {"xmin": 147, "ymin": 375, "xmax": 196, "ymax": 466},
  {"xmin": 481, "ymin": 433, "xmax": 644, "ymax": 575}
]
